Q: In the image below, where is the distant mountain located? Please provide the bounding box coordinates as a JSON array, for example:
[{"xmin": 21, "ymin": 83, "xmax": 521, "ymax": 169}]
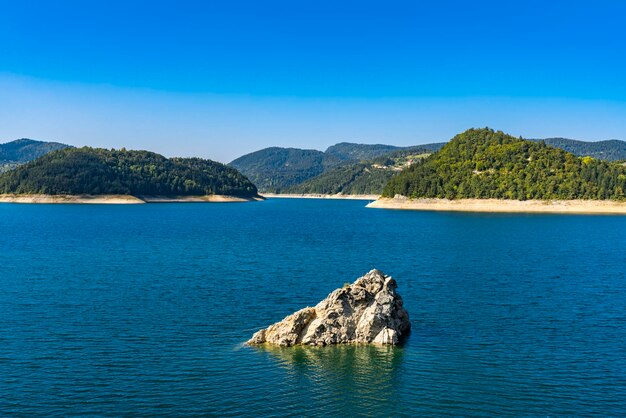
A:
[
  {"xmin": 325, "ymin": 143, "xmax": 405, "ymax": 161},
  {"xmin": 383, "ymin": 128, "xmax": 626, "ymax": 200},
  {"xmin": 229, "ymin": 147, "xmax": 346, "ymax": 192},
  {"xmin": 533, "ymin": 138, "xmax": 626, "ymax": 162},
  {"xmin": 0, "ymin": 139, "xmax": 70, "ymax": 171},
  {"xmin": 325, "ymin": 142, "xmax": 444, "ymax": 161},
  {"xmin": 0, "ymin": 147, "xmax": 258, "ymax": 197},
  {"xmin": 288, "ymin": 146, "xmax": 433, "ymax": 195},
  {"xmin": 230, "ymin": 142, "xmax": 443, "ymax": 192}
]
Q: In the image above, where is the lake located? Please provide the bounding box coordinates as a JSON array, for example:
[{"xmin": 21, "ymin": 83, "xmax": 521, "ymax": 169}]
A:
[{"xmin": 1, "ymin": 198, "xmax": 626, "ymax": 416}]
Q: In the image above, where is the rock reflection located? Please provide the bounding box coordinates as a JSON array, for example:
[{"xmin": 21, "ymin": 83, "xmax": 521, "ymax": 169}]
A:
[{"xmin": 253, "ymin": 344, "xmax": 405, "ymax": 412}]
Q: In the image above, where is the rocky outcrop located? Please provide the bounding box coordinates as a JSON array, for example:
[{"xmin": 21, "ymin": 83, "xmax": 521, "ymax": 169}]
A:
[{"xmin": 247, "ymin": 269, "xmax": 410, "ymax": 346}]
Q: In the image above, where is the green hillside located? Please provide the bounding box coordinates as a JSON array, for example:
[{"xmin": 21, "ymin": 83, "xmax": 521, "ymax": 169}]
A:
[
  {"xmin": 0, "ymin": 147, "xmax": 258, "ymax": 197},
  {"xmin": 383, "ymin": 128, "xmax": 626, "ymax": 200},
  {"xmin": 0, "ymin": 138, "xmax": 70, "ymax": 172},
  {"xmin": 288, "ymin": 147, "xmax": 432, "ymax": 195},
  {"xmin": 325, "ymin": 142, "xmax": 404, "ymax": 161},
  {"xmin": 229, "ymin": 147, "xmax": 346, "ymax": 192},
  {"xmin": 230, "ymin": 142, "xmax": 443, "ymax": 192},
  {"xmin": 535, "ymin": 138, "xmax": 626, "ymax": 162}
]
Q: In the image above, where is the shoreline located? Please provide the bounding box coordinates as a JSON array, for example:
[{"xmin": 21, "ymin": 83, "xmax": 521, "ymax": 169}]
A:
[
  {"xmin": 367, "ymin": 197, "xmax": 626, "ymax": 214},
  {"xmin": 0, "ymin": 194, "xmax": 263, "ymax": 204},
  {"xmin": 261, "ymin": 193, "xmax": 379, "ymax": 201},
  {"xmin": 140, "ymin": 195, "xmax": 263, "ymax": 203}
]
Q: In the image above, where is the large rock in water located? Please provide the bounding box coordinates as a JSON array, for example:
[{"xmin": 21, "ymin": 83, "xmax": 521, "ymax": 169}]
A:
[{"xmin": 247, "ymin": 269, "xmax": 410, "ymax": 346}]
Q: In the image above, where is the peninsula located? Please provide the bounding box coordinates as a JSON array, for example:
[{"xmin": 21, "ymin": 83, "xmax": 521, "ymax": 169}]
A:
[
  {"xmin": 0, "ymin": 147, "xmax": 261, "ymax": 203},
  {"xmin": 368, "ymin": 128, "xmax": 626, "ymax": 214}
]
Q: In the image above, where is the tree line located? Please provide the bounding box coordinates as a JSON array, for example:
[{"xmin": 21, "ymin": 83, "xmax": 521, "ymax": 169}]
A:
[
  {"xmin": 0, "ymin": 147, "xmax": 258, "ymax": 197},
  {"xmin": 383, "ymin": 128, "xmax": 626, "ymax": 200}
]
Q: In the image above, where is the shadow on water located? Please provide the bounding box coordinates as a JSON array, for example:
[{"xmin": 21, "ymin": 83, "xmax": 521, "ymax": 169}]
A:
[{"xmin": 251, "ymin": 344, "xmax": 406, "ymax": 414}]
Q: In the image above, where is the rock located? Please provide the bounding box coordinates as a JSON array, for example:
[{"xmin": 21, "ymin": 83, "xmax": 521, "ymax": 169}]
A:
[{"xmin": 247, "ymin": 269, "xmax": 410, "ymax": 346}]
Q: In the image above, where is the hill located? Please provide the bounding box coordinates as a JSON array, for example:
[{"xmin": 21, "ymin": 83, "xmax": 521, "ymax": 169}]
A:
[
  {"xmin": 229, "ymin": 147, "xmax": 346, "ymax": 192},
  {"xmin": 382, "ymin": 128, "xmax": 626, "ymax": 200},
  {"xmin": 0, "ymin": 138, "xmax": 70, "ymax": 172},
  {"xmin": 534, "ymin": 137, "xmax": 626, "ymax": 162},
  {"xmin": 288, "ymin": 147, "xmax": 432, "ymax": 195},
  {"xmin": 325, "ymin": 143, "xmax": 404, "ymax": 161},
  {"xmin": 0, "ymin": 147, "xmax": 258, "ymax": 197},
  {"xmin": 230, "ymin": 142, "xmax": 444, "ymax": 192}
]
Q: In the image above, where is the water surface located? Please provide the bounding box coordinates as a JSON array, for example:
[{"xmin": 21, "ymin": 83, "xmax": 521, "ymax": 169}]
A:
[{"xmin": 1, "ymin": 199, "xmax": 625, "ymax": 416}]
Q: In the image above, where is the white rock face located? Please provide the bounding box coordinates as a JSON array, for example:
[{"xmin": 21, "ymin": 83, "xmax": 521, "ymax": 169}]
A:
[{"xmin": 247, "ymin": 269, "xmax": 410, "ymax": 346}]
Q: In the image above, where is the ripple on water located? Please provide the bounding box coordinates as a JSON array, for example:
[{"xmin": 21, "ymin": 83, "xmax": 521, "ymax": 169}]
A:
[{"xmin": 1, "ymin": 199, "xmax": 626, "ymax": 416}]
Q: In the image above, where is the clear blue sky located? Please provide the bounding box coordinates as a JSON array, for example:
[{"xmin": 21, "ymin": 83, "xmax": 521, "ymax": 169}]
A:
[{"xmin": 1, "ymin": 0, "xmax": 626, "ymax": 162}]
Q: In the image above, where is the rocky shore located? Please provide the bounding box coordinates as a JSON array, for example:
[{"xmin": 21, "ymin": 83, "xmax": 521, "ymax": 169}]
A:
[{"xmin": 247, "ymin": 269, "xmax": 410, "ymax": 346}]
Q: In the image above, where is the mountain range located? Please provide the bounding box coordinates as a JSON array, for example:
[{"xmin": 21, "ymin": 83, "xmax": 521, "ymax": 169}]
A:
[
  {"xmin": 229, "ymin": 142, "xmax": 445, "ymax": 193},
  {"xmin": 231, "ymin": 137, "xmax": 626, "ymax": 194},
  {"xmin": 2, "ymin": 135, "xmax": 626, "ymax": 197},
  {"xmin": 534, "ymin": 138, "xmax": 626, "ymax": 162}
]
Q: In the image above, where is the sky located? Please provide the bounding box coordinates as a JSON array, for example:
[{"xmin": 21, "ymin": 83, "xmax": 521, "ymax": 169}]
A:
[{"xmin": 1, "ymin": 0, "xmax": 626, "ymax": 162}]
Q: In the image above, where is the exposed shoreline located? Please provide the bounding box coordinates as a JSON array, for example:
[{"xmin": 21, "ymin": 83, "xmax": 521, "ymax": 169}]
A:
[
  {"xmin": 367, "ymin": 197, "xmax": 626, "ymax": 214},
  {"xmin": 140, "ymin": 195, "xmax": 263, "ymax": 203},
  {"xmin": 262, "ymin": 193, "xmax": 379, "ymax": 201},
  {"xmin": 0, "ymin": 194, "xmax": 263, "ymax": 204}
]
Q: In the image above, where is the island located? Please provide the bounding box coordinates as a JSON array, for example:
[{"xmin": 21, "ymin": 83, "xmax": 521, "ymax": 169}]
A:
[
  {"xmin": 368, "ymin": 128, "xmax": 626, "ymax": 214},
  {"xmin": 0, "ymin": 147, "xmax": 261, "ymax": 203},
  {"xmin": 247, "ymin": 269, "xmax": 411, "ymax": 346}
]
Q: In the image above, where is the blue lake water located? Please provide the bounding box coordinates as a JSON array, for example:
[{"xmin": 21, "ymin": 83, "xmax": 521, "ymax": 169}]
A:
[{"xmin": 1, "ymin": 198, "xmax": 626, "ymax": 416}]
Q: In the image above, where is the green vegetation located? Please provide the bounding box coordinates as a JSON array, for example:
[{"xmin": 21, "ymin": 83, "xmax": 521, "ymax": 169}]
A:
[
  {"xmin": 229, "ymin": 147, "xmax": 345, "ymax": 192},
  {"xmin": 288, "ymin": 163, "xmax": 394, "ymax": 195},
  {"xmin": 383, "ymin": 128, "xmax": 626, "ymax": 200},
  {"xmin": 288, "ymin": 147, "xmax": 432, "ymax": 195},
  {"xmin": 0, "ymin": 147, "xmax": 258, "ymax": 197},
  {"xmin": 0, "ymin": 138, "xmax": 70, "ymax": 172},
  {"xmin": 325, "ymin": 142, "xmax": 409, "ymax": 161},
  {"xmin": 535, "ymin": 138, "xmax": 626, "ymax": 162},
  {"xmin": 230, "ymin": 142, "xmax": 443, "ymax": 193}
]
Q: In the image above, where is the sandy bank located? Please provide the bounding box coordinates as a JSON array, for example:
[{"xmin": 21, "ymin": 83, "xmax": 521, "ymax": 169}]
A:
[
  {"xmin": 367, "ymin": 197, "xmax": 626, "ymax": 215},
  {"xmin": 140, "ymin": 195, "xmax": 263, "ymax": 203},
  {"xmin": 0, "ymin": 194, "xmax": 145, "ymax": 204},
  {"xmin": 262, "ymin": 193, "xmax": 379, "ymax": 201},
  {"xmin": 0, "ymin": 194, "xmax": 262, "ymax": 204}
]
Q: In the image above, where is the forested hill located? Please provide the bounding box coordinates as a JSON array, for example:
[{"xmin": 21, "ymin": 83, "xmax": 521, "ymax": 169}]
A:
[
  {"xmin": 325, "ymin": 143, "xmax": 403, "ymax": 161},
  {"xmin": 383, "ymin": 128, "xmax": 626, "ymax": 200},
  {"xmin": 534, "ymin": 138, "xmax": 626, "ymax": 162},
  {"xmin": 229, "ymin": 147, "xmax": 345, "ymax": 192},
  {"xmin": 0, "ymin": 138, "xmax": 70, "ymax": 172},
  {"xmin": 0, "ymin": 147, "xmax": 258, "ymax": 197},
  {"xmin": 230, "ymin": 142, "xmax": 443, "ymax": 192},
  {"xmin": 287, "ymin": 147, "xmax": 433, "ymax": 195}
]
